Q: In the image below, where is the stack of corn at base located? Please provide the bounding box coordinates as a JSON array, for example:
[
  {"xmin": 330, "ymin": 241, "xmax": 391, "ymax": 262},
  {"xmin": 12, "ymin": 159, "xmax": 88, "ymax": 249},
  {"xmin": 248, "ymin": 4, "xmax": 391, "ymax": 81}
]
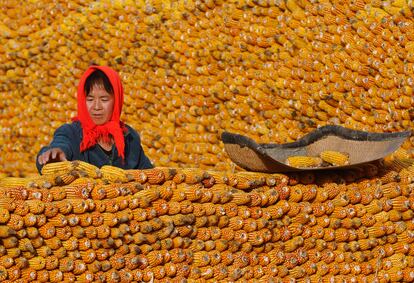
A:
[
  {"xmin": 2, "ymin": 1, "xmax": 414, "ymax": 176},
  {"xmin": 0, "ymin": 160, "xmax": 414, "ymax": 281}
]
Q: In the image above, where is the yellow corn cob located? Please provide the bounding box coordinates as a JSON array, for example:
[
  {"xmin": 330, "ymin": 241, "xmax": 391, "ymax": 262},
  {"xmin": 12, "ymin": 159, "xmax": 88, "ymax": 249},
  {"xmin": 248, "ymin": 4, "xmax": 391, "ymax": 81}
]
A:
[
  {"xmin": 26, "ymin": 174, "xmax": 56, "ymax": 189},
  {"xmin": 0, "ymin": 208, "xmax": 10, "ymax": 224},
  {"xmin": 28, "ymin": 256, "xmax": 46, "ymax": 270},
  {"xmin": 54, "ymin": 172, "xmax": 77, "ymax": 186},
  {"xmin": 100, "ymin": 165, "xmax": 132, "ymax": 183},
  {"xmin": 367, "ymin": 7, "xmax": 389, "ymax": 18},
  {"xmin": 0, "ymin": 266, "xmax": 7, "ymax": 281},
  {"xmin": 286, "ymin": 0, "xmax": 306, "ymax": 20},
  {"xmin": 153, "ymin": 167, "xmax": 177, "ymax": 181},
  {"xmin": 286, "ymin": 156, "xmax": 323, "ymax": 168},
  {"xmin": 0, "ymin": 225, "xmax": 15, "ymax": 238},
  {"xmin": 41, "ymin": 161, "xmax": 75, "ymax": 175},
  {"xmin": 73, "ymin": 160, "xmax": 102, "ymax": 178},
  {"xmin": 64, "ymin": 184, "xmax": 91, "ymax": 199},
  {"xmin": 179, "ymin": 168, "xmax": 209, "ymax": 184},
  {"xmin": 0, "ymin": 177, "xmax": 28, "ymax": 188},
  {"xmin": 140, "ymin": 168, "xmax": 166, "ymax": 184},
  {"xmin": 26, "ymin": 200, "xmax": 45, "ymax": 214},
  {"xmin": 7, "ymin": 246, "xmax": 24, "ymax": 259},
  {"xmin": 382, "ymin": 2, "xmax": 404, "ymax": 15},
  {"xmin": 320, "ymin": 150, "xmax": 350, "ymax": 166}
]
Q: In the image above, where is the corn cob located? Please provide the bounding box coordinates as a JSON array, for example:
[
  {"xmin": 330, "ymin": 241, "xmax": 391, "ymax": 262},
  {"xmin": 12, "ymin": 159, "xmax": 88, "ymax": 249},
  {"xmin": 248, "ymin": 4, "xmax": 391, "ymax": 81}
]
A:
[
  {"xmin": 286, "ymin": 156, "xmax": 323, "ymax": 168},
  {"xmin": 64, "ymin": 184, "xmax": 91, "ymax": 199},
  {"xmin": 100, "ymin": 165, "xmax": 132, "ymax": 183},
  {"xmin": 0, "ymin": 177, "xmax": 28, "ymax": 188},
  {"xmin": 141, "ymin": 168, "xmax": 166, "ymax": 184},
  {"xmin": 0, "ymin": 208, "xmax": 10, "ymax": 224},
  {"xmin": 0, "ymin": 263, "xmax": 8, "ymax": 281},
  {"xmin": 28, "ymin": 256, "xmax": 46, "ymax": 270},
  {"xmin": 320, "ymin": 150, "xmax": 350, "ymax": 166},
  {"xmin": 41, "ymin": 161, "xmax": 75, "ymax": 176},
  {"xmin": 54, "ymin": 172, "xmax": 78, "ymax": 186},
  {"xmin": 27, "ymin": 174, "xmax": 57, "ymax": 189},
  {"xmin": 72, "ymin": 160, "xmax": 101, "ymax": 178}
]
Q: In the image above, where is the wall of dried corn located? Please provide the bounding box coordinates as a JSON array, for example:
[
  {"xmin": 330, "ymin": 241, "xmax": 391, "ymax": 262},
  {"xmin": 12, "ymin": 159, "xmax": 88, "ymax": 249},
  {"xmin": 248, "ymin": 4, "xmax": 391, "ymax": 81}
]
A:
[
  {"xmin": 2, "ymin": 1, "xmax": 414, "ymax": 281},
  {"xmin": 0, "ymin": 160, "xmax": 414, "ymax": 281},
  {"xmin": 1, "ymin": 0, "xmax": 414, "ymax": 176}
]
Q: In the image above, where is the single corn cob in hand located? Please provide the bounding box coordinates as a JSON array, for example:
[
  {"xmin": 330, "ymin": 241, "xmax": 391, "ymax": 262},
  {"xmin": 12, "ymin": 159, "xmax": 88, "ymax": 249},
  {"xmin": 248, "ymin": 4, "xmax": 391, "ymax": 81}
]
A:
[{"xmin": 41, "ymin": 161, "xmax": 75, "ymax": 175}]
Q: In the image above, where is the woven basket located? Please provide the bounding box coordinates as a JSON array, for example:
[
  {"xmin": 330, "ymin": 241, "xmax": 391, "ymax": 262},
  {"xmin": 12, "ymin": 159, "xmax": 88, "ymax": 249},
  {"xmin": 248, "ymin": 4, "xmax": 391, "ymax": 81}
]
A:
[{"xmin": 222, "ymin": 125, "xmax": 411, "ymax": 173}]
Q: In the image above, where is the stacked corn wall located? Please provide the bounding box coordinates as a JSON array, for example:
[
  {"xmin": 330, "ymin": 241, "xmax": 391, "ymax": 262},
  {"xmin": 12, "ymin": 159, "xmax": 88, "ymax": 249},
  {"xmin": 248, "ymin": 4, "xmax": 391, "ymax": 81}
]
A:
[
  {"xmin": 1, "ymin": 160, "xmax": 414, "ymax": 281},
  {"xmin": 1, "ymin": 0, "xmax": 414, "ymax": 176}
]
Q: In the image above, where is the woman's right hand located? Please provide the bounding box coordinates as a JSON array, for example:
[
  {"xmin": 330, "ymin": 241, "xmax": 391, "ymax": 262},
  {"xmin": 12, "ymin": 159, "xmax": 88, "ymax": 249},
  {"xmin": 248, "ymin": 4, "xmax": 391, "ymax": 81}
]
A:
[{"xmin": 38, "ymin": 148, "xmax": 67, "ymax": 165}]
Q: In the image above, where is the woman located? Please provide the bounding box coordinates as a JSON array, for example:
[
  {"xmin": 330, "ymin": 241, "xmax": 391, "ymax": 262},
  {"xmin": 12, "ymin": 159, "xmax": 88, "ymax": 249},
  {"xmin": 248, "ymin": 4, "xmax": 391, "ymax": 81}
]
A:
[{"xmin": 36, "ymin": 65, "xmax": 153, "ymax": 173}]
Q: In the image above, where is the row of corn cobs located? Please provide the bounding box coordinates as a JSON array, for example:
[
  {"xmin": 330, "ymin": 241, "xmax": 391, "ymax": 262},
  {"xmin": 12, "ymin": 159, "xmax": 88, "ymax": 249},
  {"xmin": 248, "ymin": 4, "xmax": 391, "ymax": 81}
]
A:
[
  {"xmin": 1, "ymin": 160, "xmax": 414, "ymax": 281},
  {"xmin": 2, "ymin": 0, "xmax": 414, "ymax": 176}
]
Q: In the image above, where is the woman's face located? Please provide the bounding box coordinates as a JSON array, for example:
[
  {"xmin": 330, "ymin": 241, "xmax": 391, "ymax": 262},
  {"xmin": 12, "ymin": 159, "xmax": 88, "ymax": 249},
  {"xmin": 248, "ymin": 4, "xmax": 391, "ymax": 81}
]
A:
[{"xmin": 86, "ymin": 84, "xmax": 114, "ymax": 125}]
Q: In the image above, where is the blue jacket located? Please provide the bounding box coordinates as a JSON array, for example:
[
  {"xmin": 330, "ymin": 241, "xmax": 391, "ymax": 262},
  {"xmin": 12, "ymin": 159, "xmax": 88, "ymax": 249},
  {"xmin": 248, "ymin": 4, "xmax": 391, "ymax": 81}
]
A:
[{"xmin": 36, "ymin": 121, "xmax": 153, "ymax": 173}]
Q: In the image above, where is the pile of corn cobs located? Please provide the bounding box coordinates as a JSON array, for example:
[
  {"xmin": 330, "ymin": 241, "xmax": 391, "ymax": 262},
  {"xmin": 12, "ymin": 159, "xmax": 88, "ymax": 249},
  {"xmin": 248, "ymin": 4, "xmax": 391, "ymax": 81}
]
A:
[{"xmin": 0, "ymin": 160, "xmax": 414, "ymax": 281}]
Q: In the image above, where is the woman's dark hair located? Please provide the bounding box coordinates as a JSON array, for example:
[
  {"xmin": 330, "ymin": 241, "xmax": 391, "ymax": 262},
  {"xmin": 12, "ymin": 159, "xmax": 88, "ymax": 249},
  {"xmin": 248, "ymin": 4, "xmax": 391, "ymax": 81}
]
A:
[{"xmin": 84, "ymin": 69, "xmax": 113, "ymax": 95}]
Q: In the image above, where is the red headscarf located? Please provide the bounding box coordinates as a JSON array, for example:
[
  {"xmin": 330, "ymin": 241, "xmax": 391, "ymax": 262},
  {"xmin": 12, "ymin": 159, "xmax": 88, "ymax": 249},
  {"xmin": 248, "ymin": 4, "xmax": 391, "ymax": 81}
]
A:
[{"xmin": 73, "ymin": 66, "xmax": 126, "ymax": 159}]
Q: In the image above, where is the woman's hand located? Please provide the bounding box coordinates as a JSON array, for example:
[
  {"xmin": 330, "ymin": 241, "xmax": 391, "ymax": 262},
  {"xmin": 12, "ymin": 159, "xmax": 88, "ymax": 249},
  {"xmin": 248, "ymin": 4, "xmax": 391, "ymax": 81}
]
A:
[{"xmin": 38, "ymin": 148, "xmax": 67, "ymax": 165}]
